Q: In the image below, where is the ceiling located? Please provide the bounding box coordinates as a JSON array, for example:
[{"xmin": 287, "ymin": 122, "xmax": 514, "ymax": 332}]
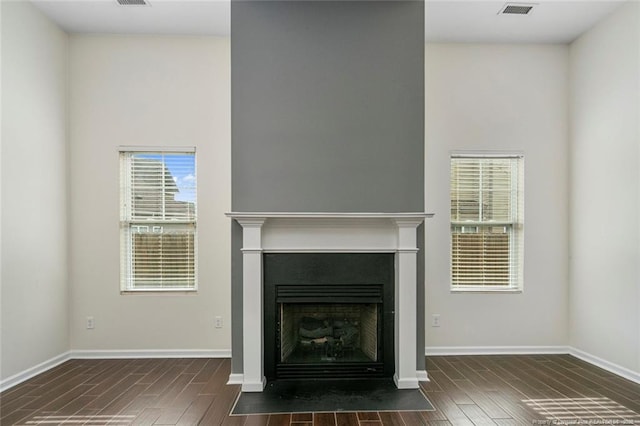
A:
[
  {"xmin": 31, "ymin": 0, "xmax": 626, "ymax": 44},
  {"xmin": 425, "ymin": 1, "xmax": 625, "ymax": 43}
]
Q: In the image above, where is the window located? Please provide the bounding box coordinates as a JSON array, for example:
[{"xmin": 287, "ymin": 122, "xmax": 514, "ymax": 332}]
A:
[
  {"xmin": 120, "ymin": 149, "xmax": 197, "ymax": 291},
  {"xmin": 450, "ymin": 154, "xmax": 523, "ymax": 291}
]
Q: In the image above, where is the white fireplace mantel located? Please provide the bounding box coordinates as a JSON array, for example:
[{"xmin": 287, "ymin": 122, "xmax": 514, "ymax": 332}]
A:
[{"xmin": 227, "ymin": 211, "xmax": 434, "ymax": 392}]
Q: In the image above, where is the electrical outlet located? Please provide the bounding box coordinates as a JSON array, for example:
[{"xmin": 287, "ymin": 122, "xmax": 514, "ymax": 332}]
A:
[
  {"xmin": 215, "ymin": 316, "xmax": 223, "ymax": 329},
  {"xmin": 86, "ymin": 316, "xmax": 95, "ymax": 329},
  {"xmin": 431, "ymin": 314, "xmax": 441, "ymax": 327}
]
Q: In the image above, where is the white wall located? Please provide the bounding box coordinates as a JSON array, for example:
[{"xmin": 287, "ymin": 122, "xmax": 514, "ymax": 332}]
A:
[
  {"xmin": 1, "ymin": 1, "xmax": 69, "ymax": 380},
  {"xmin": 425, "ymin": 44, "xmax": 570, "ymax": 349},
  {"xmin": 569, "ymin": 1, "xmax": 640, "ymax": 373},
  {"xmin": 68, "ymin": 36, "xmax": 231, "ymax": 352}
]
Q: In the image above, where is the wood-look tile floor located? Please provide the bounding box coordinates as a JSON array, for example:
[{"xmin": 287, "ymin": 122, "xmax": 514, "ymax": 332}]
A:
[{"xmin": 2, "ymin": 355, "xmax": 640, "ymax": 425}]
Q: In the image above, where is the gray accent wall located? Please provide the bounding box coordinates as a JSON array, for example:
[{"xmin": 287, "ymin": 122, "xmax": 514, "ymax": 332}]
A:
[
  {"xmin": 231, "ymin": 0, "xmax": 424, "ymax": 213},
  {"xmin": 230, "ymin": 0, "xmax": 425, "ymax": 374}
]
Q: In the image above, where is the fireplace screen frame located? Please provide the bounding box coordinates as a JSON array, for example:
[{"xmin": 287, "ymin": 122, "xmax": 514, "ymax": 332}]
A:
[
  {"xmin": 263, "ymin": 253, "xmax": 395, "ymax": 381},
  {"xmin": 279, "ymin": 301, "xmax": 380, "ymax": 365}
]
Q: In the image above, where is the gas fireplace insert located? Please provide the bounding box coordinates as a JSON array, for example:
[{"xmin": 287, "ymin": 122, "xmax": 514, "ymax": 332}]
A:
[{"xmin": 263, "ymin": 253, "xmax": 394, "ymax": 380}]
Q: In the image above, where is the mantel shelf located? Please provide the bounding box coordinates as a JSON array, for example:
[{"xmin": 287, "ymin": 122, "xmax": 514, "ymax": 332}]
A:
[{"xmin": 226, "ymin": 212, "xmax": 435, "ymax": 220}]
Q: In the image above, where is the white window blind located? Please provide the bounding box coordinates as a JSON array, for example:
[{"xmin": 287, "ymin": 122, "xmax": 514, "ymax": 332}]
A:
[
  {"xmin": 120, "ymin": 151, "xmax": 197, "ymax": 291},
  {"xmin": 450, "ymin": 155, "xmax": 523, "ymax": 291}
]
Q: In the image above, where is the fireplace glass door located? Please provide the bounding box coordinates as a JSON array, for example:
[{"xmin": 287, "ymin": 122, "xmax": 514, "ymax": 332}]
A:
[{"xmin": 279, "ymin": 303, "xmax": 379, "ymax": 365}]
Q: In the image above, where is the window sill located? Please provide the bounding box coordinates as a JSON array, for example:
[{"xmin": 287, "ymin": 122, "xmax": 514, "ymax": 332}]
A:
[
  {"xmin": 121, "ymin": 289, "xmax": 197, "ymax": 295},
  {"xmin": 451, "ymin": 288, "xmax": 522, "ymax": 294}
]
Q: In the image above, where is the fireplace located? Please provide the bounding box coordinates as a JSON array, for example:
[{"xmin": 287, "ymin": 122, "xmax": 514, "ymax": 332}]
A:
[
  {"xmin": 263, "ymin": 253, "xmax": 394, "ymax": 380},
  {"xmin": 227, "ymin": 212, "xmax": 431, "ymax": 392}
]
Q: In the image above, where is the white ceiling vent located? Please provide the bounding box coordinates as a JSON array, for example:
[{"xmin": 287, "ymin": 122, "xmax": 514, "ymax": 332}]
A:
[
  {"xmin": 499, "ymin": 3, "xmax": 536, "ymax": 15},
  {"xmin": 116, "ymin": 0, "xmax": 149, "ymax": 6}
]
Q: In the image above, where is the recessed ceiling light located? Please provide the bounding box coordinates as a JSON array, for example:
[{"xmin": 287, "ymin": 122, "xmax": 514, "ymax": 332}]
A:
[{"xmin": 499, "ymin": 3, "xmax": 536, "ymax": 15}]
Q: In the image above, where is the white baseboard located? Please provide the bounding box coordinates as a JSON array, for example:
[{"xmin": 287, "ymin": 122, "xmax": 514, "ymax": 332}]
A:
[
  {"xmin": 0, "ymin": 351, "xmax": 71, "ymax": 393},
  {"xmin": 241, "ymin": 377, "xmax": 267, "ymax": 392},
  {"xmin": 569, "ymin": 347, "xmax": 640, "ymax": 385},
  {"xmin": 227, "ymin": 373, "xmax": 244, "ymax": 385},
  {"xmin": 416, "ymin": 370, "xmax": 429, "ymax": 382},
  {"xmin": 393, "ymin": 374, "xmax": 420, "ymax": 389},
  {"xmin": 425, "ymin": 345, "xmax": 570, "ymax": 356},
  {"xmin": 70, "ymin": 349, "xmax": 232, "ymax": 359}
]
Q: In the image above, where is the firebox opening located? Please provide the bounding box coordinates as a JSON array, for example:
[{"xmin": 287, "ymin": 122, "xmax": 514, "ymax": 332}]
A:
[
  {"xmin": 263, "ymin": 253, "xmax": 395, "ymax": 381},
  {"xmin": 279, "ymin": 303, "xmax": 379, "ymax": 364}
]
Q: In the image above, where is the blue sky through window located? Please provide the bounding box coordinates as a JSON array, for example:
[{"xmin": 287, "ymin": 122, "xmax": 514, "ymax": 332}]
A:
[{"xmin": 135, "ymin": 153, "xmax": 196, "ymax": 203}]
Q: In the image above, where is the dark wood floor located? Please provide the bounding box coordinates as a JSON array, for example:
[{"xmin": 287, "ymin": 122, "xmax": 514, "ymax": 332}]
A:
[{"xmin": 2, "ymin": 355, "xmax": 640, "ymax": 425}]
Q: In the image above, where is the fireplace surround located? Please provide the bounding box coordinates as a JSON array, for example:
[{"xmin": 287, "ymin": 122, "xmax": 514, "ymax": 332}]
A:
[
  {"xmin": 263, "ymin": 253, "xmax": 394, "ymax": 380},
  {"xmin": 227, "ymin": 212, "xmax": 432, "ymax": 392}
]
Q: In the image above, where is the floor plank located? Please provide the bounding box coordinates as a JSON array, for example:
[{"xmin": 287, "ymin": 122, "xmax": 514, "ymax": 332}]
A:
[
  {"xmin": 313, "ymin": 412, "xmax": 337, "ymax": 426},
  {"xmin": 244, "ymin": 414, "xmax": 271, "ymax": 425},
  {"xmin": 377, "ymin": 411, "xmax": 405, "ymax": 425},
  {"xmin": 399, "ymin": 410, "xmax": 427, "ymax": 425},
  {"xmin": 335, "ymin": 412, "xmax": 360, "ymax": 426},
  {"xmin": 357, "ymin": 412, "xmax": 381, "ymax": 421},
  {"xmin": 292, "ymin": 413, "xmax": 313, "ymax": 423},
  {"xmin": 268, "ymin": 413, "xmax": 293, "ymax": 425}
]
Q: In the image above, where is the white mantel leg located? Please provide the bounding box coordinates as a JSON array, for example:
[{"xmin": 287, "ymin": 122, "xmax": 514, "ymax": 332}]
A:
[
  {"xmin": 393, "ymin": 219, "xmax": 422, "ymax": 389},
  {"xmin": 237, "ymin": 218, "xmax": 267, "ymax": 392}
]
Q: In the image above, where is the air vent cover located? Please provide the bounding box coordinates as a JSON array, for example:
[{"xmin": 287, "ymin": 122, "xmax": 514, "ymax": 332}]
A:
[
  {"xmin": 499, "ymin": 3, "xmax": 535, "ymax": 15},
  {"xmin": 116, "ymin": 0, "xmax": 149, "ymax": 6}
]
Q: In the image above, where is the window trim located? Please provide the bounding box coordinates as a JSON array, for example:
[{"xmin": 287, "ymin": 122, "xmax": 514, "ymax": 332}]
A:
[
  {"xmin": 119, "ymin": 148, "xmax": 198, "ymax": 293},
  {"xmin": 449, "ymin": 152, "xmax": 524, "ymax": 293}
]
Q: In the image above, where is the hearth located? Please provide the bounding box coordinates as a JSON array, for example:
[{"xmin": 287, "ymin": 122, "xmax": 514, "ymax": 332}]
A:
[{"xmin": 264, "ymin": 253, "xmax": 394, "ymax": 380}]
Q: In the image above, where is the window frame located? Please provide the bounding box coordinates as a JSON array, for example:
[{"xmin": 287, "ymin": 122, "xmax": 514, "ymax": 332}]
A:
[
  {"xmin": 119, "ymin": 147, "xmax": 198, "ymax": 293},
  {"xmin": 449, "ymin": 152, "xmax": 524, "ymax": 293}
]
